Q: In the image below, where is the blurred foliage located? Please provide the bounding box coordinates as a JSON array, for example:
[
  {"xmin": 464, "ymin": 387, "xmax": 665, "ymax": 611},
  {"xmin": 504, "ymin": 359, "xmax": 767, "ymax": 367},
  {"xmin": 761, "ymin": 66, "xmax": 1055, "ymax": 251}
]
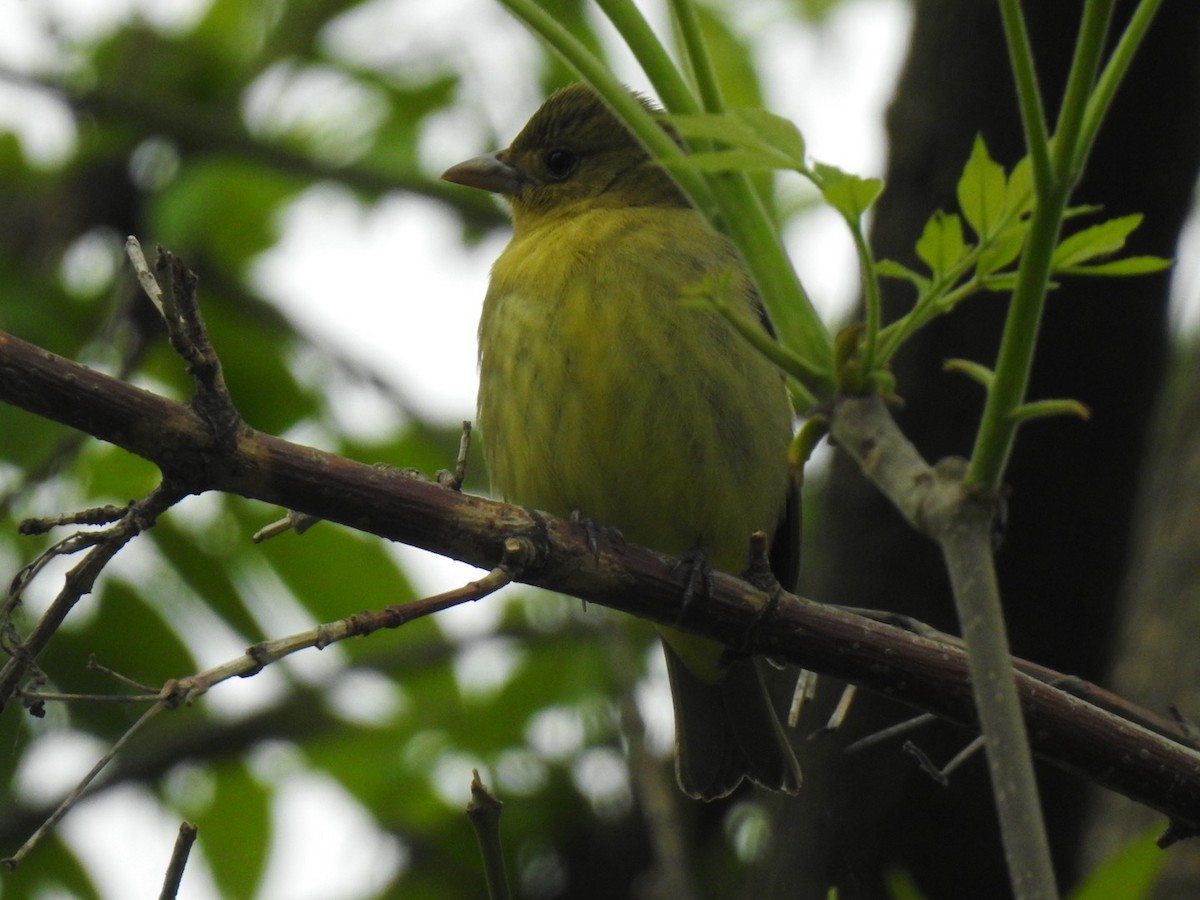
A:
[{"xmin": 0, "ymin": 1, "xmax": 822, "ymax": 898}]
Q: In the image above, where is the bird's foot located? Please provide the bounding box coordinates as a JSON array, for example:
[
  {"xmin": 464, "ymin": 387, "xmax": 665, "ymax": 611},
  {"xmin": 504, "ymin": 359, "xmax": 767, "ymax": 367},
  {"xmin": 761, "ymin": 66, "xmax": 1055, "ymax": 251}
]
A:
[
  {"xmin": 671, "ymin": 543, "xmax": 714, "ymax": 627},
  {"xmin": 569, "ymin": 509, "xmax": 624, "ymax": 558}
]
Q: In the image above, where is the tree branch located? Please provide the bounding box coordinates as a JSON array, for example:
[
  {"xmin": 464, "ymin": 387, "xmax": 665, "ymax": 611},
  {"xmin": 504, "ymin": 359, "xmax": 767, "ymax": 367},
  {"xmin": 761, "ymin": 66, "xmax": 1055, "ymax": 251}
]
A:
[{"xmin": 2, "ymin": 326, "xmax": 1200, "ymax": 838}]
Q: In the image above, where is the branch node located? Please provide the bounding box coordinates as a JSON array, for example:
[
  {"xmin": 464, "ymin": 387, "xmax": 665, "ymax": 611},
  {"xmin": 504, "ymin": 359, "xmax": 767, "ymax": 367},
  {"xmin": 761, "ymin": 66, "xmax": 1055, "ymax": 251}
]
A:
[
  {"xmin": 500, "ymin": 536, "xmax": 537, "ymax": 578},
  {"xmin": 127, "ymin": 239, "xmax": 244, "ymax": 452},
  {"xmin": 253, "ymin": 509, "xmax": 320, "ymax": 543}
]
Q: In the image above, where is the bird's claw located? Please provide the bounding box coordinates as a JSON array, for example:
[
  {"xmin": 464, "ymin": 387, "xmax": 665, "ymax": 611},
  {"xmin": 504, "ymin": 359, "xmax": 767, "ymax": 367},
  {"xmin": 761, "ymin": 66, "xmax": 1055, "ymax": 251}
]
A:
[
  {"xmin": 671, "ymin": 544, "xmax": 714, "ymax": 626},
  {"xmin": 569, "ymin": 509, "xmax": 624, "ymax": 557}
]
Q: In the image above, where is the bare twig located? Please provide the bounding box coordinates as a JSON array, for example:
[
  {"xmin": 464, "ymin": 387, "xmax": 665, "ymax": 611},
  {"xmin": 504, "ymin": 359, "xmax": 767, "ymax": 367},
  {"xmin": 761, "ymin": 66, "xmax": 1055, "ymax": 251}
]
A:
[
  {"xmin": 438, "ymin": 421, "xmax": 474, "ymax": 490},
  {"xmin": 158, "ymin": 822, "xmax": 199, "ymax": 900},
  {"xmin": 845, "ymin": 713, "xmax": 939, "ymax": 755},
  {"xmin": 0, "ymin": 482, "xmax": 188, "ymax": 711},
  {"xmin": 466, "ymin": 770, "xmax": 511, "ymax": 900},
  {"xmin": 252, "ymin": 509, "xmax": 320, "ymax": 543},
  {"xmin": 18, "ymin": 504, "xmax": 133, "ymax": 534},
  {"xmin": 2, "ymin": 553, "xmax": 524, "ymax": 866},
  {"xmin": 2, "ymin": 703, "xmax": 167, "ymax": 870}
]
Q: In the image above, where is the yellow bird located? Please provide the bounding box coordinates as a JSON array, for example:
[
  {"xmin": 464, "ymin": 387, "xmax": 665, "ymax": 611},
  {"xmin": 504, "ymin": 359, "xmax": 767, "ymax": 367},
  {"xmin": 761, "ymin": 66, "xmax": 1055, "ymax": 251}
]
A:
[{"xmin": 443, "ymin": 82, "xmax": 801, "ymax": 800}]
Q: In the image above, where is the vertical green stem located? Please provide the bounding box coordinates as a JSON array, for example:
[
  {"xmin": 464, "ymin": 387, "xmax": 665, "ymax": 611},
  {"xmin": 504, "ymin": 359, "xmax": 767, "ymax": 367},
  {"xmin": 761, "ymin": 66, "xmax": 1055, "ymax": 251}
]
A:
[
  {"xmin": 997, "ymin": 0, "xmax": 1052, "ymax": 186},
  {"xmin": 668, "ymin": 0, "xmax": 724, "ymax": 112},
  {"xmin": 1048, "ymin": 0, "xmax": 1114, "ymax": 181},
  {"xmin": 965, "ymin": 183, "xmax": 1069, "ymax": 489},
  {"xmin": 967, "ymin": 0, "xmax": 1118, "ymax": 490},
  {"xmin": 1075, "ymin": 0, "xmax": 1163, "ymax": 174},
  {"xmin": 595, "ymin": 0, "xmax": 833, "ymax": 376},
  {"xmin": 594, "ymin": 0, "xmax": 700, "ymax": 113}
]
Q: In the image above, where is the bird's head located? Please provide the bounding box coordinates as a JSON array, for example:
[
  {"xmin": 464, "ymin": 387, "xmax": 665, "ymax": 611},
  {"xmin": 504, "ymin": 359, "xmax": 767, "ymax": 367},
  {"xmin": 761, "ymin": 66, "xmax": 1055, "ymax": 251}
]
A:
[{"xmin": 442, "ymin": 82, "xmax": 687, "ymax": 221}]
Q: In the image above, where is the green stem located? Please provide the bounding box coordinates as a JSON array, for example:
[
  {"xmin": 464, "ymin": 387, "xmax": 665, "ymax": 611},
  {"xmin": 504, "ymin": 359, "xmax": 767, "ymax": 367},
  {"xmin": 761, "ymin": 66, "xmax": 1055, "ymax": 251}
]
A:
[
  {"xmin": 1074, "ymin": 0, "xmax": 1163, "ymax": 174},
  {"xmin": 968, "ymin": 0, "xmax": 1148, "ymax": 490},
  {"xmin": 593, "ymin": 0, "xmax": 700, "ymax": 113},
  {"xmin": 955, "ymin": 4, "xmax": 1160, "ymax": 897},
  {"xmin": 595, "ymin": 0, "xmax": 832, "ymax": 380},
  {"xmin": 1049, "ymin": 0, "xmax": 1114, "ymax": 183},
  {"xmin": 668, "ymin": 0, "xmax": 724, "ymax": 112},
  {"xmin": 877, "ymin": 257, "xmax": 989, "ymax": 365},
  {"xmin": 848, "ymin": 218, "xmax": 881, "ymax": 374},
  {"xmin": 997, "ymin": 0, "xmax": 1052, "ymax": 188},
  {"xmin": 467, "ymin": 772, "xmax": 512, "ymax": 900},
  {"xmin": 965, "ymin": 183, "xmax": 1068, "ymax": 487}
]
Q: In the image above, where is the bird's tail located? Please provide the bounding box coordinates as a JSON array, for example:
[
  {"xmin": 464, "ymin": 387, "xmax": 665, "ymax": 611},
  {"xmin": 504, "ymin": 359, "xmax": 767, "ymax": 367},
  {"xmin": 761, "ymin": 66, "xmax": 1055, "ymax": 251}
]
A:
[{"xmin": 662, "ymin": 639, "xmax": 802, "ymax": 801}]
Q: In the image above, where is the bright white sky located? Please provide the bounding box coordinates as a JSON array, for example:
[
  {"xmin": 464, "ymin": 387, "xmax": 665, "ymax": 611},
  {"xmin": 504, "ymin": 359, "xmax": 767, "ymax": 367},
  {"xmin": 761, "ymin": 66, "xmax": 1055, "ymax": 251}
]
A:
[{"xmin": 18, "ymin": 0, "xmax": 1199, "ymax": 898}]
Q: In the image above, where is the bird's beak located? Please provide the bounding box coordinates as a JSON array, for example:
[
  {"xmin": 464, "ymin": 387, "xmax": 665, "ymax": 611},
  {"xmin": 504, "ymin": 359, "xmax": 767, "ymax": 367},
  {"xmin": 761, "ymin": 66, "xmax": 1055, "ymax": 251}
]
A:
[{"xmin": 441, "ymin": 151, "xmax": 522, "ymax": 196}]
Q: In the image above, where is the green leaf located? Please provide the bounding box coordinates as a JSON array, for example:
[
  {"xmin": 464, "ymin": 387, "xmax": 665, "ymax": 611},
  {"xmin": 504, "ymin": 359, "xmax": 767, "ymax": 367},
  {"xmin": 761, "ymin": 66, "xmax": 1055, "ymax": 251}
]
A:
[
  {"xmin": 943, "ymin": 358, "xmax": 995, "ymax": 389},
  {"xmin": 25, "ymin": 835, "xmax": 103, "ymax": 900},
  {"xmin": 665, "ymin": 109, "xmax": 806, "ymax": 169},
  {"xmin": 695, "ymin": 5, "xmax": 765, "ymax": 109},
  {"xmin": 1067, "ymin": 828, "xmax": 1164, "ymax": 900},
  {"xmin": 150, "ymin": 158, "xmax": 303, "ymax": 271},
  {"xmin": 977, "ymin": 221, "xmax": 1028, "ymax": 276},
  {"xmin": 666, "ymin": 111, "xmax": 757, "ymax": 143},
  {"xmin": 957, "ymin": 135, "xmax": 1007, "ymax": 239},
  {"xmin": 915, "ymin": 210, "xmax": 968, "ymax": 278},
  {"xmin": 1063, "ymin": 203, "xmax": 1106, "ymax": 220},
  {"xmin": 732, "ymin": 108, "xmax": 807, "ymax": 165},
  {"xmin": 199, "ymin": 761, "xmax": 272, "ymax": 899},
  {"xmin": 812, "ymin": 162, "xmax": 883, "ymax": 220},
  {"xmin": 1005, "ymin": 154, "xmax": 1036, "ymax": 216},
  {"xmin": 659, "ymin": 149, "xmax": 790, "ymax": 173},
  {"xmin": 256, "ymin": 516, "xmax": 417, "ymax": 623},
  {"xmin": 876, "ymin": 259, "xmax": 931, "ymax": 292},
  {"xmin": 978, "ymin": 272, "xmax": 1022, "ymax": 293},
  {"xmin": 1010, "ymin": 398, "xmax": 1092, "ymax": 422},
  {"xmin": 1053, "ymin": 213, "xmax": 1144, "ymax": 268},
  {"xmin": 1060, "ymin": 255, "xmax": 1172, "ymax": 276}
]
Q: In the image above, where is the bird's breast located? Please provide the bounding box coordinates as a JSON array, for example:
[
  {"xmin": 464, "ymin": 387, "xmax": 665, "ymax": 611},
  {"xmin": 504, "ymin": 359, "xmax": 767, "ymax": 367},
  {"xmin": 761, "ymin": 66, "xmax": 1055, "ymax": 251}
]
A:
[{"xmin": 477, "ymin": 207, "xmax": 792, "ymax": 572}]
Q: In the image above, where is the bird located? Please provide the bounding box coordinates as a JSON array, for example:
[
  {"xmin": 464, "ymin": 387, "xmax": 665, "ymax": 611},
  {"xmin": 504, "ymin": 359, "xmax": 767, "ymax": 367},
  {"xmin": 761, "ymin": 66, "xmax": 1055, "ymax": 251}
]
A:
[{"xmin": 442, "ymin": 82, "xmax": 801, "ymax": 800}]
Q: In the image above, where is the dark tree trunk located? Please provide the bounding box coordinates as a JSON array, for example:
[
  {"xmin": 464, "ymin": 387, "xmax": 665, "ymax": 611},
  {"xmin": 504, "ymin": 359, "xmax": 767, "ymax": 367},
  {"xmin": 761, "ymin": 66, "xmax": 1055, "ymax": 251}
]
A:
[
  {"xmin": 1078, "ymin": 344, "xmax": 1200, "ymax": 895},
  {"xmin": 760, "ymin": 2, "xmax": 1200, "ymax": 897}
]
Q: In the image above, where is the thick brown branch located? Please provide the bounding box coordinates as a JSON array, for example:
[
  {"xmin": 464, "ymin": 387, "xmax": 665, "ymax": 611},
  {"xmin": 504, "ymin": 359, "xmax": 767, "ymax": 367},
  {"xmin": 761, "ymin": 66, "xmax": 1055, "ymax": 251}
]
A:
[{"xmin": 2, "ymin": 327, "xmax": 1200, "ymax": 835}]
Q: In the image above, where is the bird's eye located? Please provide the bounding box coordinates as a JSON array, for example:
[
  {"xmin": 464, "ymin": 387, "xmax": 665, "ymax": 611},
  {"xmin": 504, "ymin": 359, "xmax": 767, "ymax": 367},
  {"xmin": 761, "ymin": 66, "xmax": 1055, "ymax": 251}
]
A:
[{"xmin": 543, "ymin": 148, "xmax": 578, "ymax": 179}]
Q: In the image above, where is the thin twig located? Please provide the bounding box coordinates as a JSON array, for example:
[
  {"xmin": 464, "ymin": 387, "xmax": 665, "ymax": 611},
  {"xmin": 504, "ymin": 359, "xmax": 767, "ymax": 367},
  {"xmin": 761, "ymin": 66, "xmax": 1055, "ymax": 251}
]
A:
[
  {"xmin": 158, "ymin": 821, "xmax": 198, "ymax": 900},
  {"xmin": 2, "ymin": 551, "xmax": 526, "ymax": 864},
  {"xmin": 438, "ymin": 421, "xmax": 473, "ymax": 490},
  {"xmin": 0, "ymin": 483, "xmax": 187, "ymax": 711},
  {"xmin": 18, "ymin": 504, "xmax": 133, "ymax": 534},
  {"xmin": 252, "ymin": 509, "xmax": 320, "ymax": 543},
  {"xmin": 87, "ymin": 654, "xmax": 159, "ymax": 693},
  {"xmin": 2, "ymin": 703, "xmax": 167, "ymax": 870},
  {"xmin": 844, "ymin": 713, "xmax": 939, "ymax": 755},
  {"xmin": 167, "ymin": 548, "xmax": 524, "ymax": 707},
  {"xmin": 466, "ymin": 770, "xmax": 511, "ymax": 900}
]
